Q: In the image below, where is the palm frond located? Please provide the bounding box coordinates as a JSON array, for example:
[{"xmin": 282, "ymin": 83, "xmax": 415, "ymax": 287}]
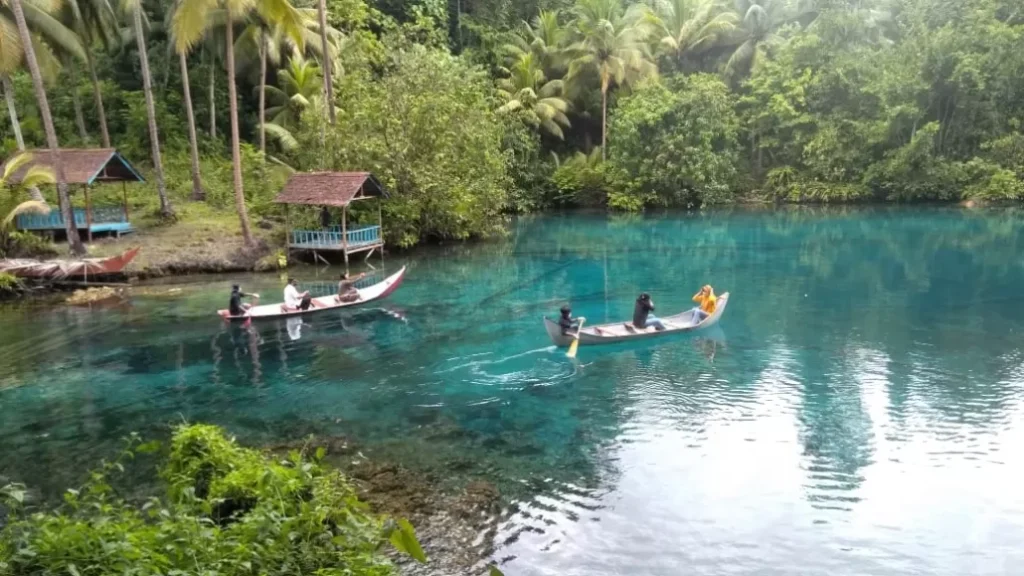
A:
[
  {"xmin": 0, "ymin": 18, "xmax": 23, "ymax": 75},
  {"xmin": 21, "ymin": 165, "xmax": 56, "ymax": 189},
  {"xmin": 2, "ymin": 201, "xmax": 50, "ymax": 230},
  {"xmin": 171, "ymin": 0, "xmax": 219, "ymax": 53},
  {"xmin": 263, "ymin": 121, "xmax": 298, "ymax": 151},
  {"xmin": 22, "ymin": 2, "xmax": 87, "ymax": 61}
]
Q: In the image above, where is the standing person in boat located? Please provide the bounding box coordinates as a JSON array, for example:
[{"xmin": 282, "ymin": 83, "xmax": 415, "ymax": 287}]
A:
[
  {"xmin": 633, "ymin": 293, "xmax": 665, "ymax": 331},
  {"xmin": 229, "ymin": 284, "xmax": 259, "ymax": 316},
  {"xmin": 691, "ymin": 285, "xmax": 717, "ymax": 323},
  {"xmin": 336, "ymin": 271, "xmax": 366, "ymax": 303},
  {"xmin": 282, "ymin": 278, "xmax": 320, "ymax": 312},
  {"xmin": 558, "ymin": 305, "xmax": 585, "ymax": 335}
]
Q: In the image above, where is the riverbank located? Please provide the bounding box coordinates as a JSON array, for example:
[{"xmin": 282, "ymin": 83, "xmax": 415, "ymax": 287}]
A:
[
  {"xmin": 85, "ymin": 204, "xmax": 282, "ymax": 279},
  {"xmin": 266, "ymin": 433, "xmax": 502, "ymax": 576}
]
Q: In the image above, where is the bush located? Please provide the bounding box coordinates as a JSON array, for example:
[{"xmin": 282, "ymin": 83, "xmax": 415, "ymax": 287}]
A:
[
  {"xmin": 608, "ymin": 74, "xmax": 741, "ymax": 209},
  {"xmin": 550, "ymin": 150, "xmax": 619, "ymax": 207},
  {"xmin": 298, "ymin": 44, "xmax": 509, "ymax": 247},
  {"xmin": 0, "ymin": 424, "xmax": 425, "ymax": 576},
  {"xmin": 0, "ymin": 272, "xmax": 19, "ymax": 295}
]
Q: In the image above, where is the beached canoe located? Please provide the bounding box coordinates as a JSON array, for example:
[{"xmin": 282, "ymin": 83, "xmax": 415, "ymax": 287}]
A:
[
  {"xmin": 217, "ymin": 266, "xmax": 407, "ymax": 320},
  {"xmin": 544, "ymin": 292, "xmax": 730, "ymax": 347},
  {"xmin": 0, "ymin": 247, "xmax": 140, "ymax": 280}
]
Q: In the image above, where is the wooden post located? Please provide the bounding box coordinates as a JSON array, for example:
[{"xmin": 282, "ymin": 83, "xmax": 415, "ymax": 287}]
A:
[
  {"xmin": 341, "ymin": 203, "xmax": 349, "ymax": 269},
  {"xmin": 284, "ymin": 204, "xmax": 290, "ymax": 265},
  {"xmin": 377, "ymin": 196, "xmax": 383, "ymax": 246},
  {"xmin": 122, "ymin": 181, "xmax": 129, "ymax": 222},
  {"xmin": 84, "ymin": 185, "xmax": 93, "ymax": 242}
]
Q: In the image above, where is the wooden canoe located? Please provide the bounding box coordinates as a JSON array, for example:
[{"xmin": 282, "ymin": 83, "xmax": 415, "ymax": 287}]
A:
[
  {"xmin": 0, "ymin": 247, "xmax": 140, "ymax": 279},
  {"xmin": 217, "ymin": 266, "xmax": 406, "ymax": 321},
  {"xmin": 544, "ymin": 292, "xmax": 730, "ymax": 347}
]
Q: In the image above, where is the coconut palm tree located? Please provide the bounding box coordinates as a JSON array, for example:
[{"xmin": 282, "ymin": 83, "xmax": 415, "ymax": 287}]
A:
[
  {"xmin": 505, "ymin": 9, "xmax": 569, "ymax": 79},
  {"xmin": 62, "ymin": 0, "xmax": 119, "ymax": 147},
  {"xmin": 315, "ymin": 0, "xmax": 333, "ymax": 124},
  {"xmin": 724, "ymin": 0, "xmax": 814, "ymax": 78},
  {"xmin": 568, "ymin": 0, "xmax": 658, "ymax": 159},
  {"xmin": 1, "ymin": 153, "xmax": 55, "ymax": 249},
  {"xmin": 178, "ymin": 47, "xmax": 204, "ymax": 200},
  {"xmin": 122, "ymin": 0, "xmax": 174, "ymax": 218},
  {"xmin": 8, "ymin": 0, "xmax": 85, "ymax": 254},
  {"xmin": 0, "ymin": 0, "xmax": 85, "ymax": 201},
  {"xmin": 651, "ymin": 0, "xmax": 737, "ymax": 69},
  {"xmin": 173, "ymin": 0, "xmax": 307, "ymax": 247},
  {"xmin": 262, "ymin": 55, "xmax": 320, "ymax": 150},
  {"xmin": 233, "ymin": 6, "xmax": 335, "ymax": 156},
  {"xmin": 497, "ymin": 52, "xmax": 572, "ymax": 140}
]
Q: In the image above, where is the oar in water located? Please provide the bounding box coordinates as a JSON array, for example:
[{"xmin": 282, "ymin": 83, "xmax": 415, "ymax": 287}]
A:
[{"xmin": 567, "ymin": 318, "xmax": 585, "ymax": 358}]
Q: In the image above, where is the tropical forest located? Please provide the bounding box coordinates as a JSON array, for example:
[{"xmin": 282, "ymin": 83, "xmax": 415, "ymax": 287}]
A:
[{"xmin": 0, "ymin": 0, "xmax": 1019, "ymax": 256}]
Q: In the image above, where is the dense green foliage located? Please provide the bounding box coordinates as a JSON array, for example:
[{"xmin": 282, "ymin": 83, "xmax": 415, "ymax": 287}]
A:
[
  {"xmin": 299, "ymin": 44, "xmax": 509, "ymax": 246},
  {"xmin": 1, "ymin": 0, "xmax": 1023, "ymax": 254},
  {"xmin": 0, "ymin": 424, "xmax": 424, "ymax": 575}
]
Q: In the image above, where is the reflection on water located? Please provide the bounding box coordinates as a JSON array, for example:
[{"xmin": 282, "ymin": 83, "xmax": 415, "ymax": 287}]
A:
[{"xmin": 3, "ymin": 207, "xmax": 1024, "ymax": 574}]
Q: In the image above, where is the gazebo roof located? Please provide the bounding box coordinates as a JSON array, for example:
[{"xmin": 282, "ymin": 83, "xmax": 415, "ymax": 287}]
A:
[
  {"xmin": 274, "ymin": 172, "xmax": 387, "ymax": 207},
  {"xmin": 0, "ymin": 148, "xmax": 145, "ymax": 185}
]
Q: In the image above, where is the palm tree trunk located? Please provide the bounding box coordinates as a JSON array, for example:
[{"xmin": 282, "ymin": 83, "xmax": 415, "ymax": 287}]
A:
[
  {"xmin": 601, "ymin": 87, "xmax": 607, "ymax": 161},
  {"xmin": 208, "ymin": 53, "xmax": 216, "ymax": 138},
  {"xmin": 3, "ymin": 74, "xmax": 44, "ymax": 204},
  {"xmin": 180, "ymin": 50, "xmax": 204, "ymax": 201},
  {"xmin": 258, "ymin": 31, "xmax": 266, "ymax": 156},
  {"xmin": 133, "ymin": 5, "xmax": 173, "ymax": 218},
  {"xmin": 85, "ymin": 49, "xmax": 110, "ymax": 147},
  {"xmin": 316, "ymin": 0, "xmax": 335, "ymax": 124},
  {"xmin": 9, "ymin": 0, "xmax": 84, "ymax": 255},
  {"xmin": 225, "ymin": 6, "xmax": 254, "ymax": 246},
  {"xmin": 67, "ymin": 62, "xmax": 88, "ymax": 141}
]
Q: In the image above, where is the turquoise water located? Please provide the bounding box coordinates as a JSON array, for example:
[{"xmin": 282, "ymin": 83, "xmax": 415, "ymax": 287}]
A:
[{"xmin": 3, "ymin": 208, "xmax": 1024, "ymax": 574}]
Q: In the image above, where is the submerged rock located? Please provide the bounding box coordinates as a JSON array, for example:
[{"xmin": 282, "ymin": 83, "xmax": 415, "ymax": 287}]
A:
[{"xmin": 66, "ymin": 286, "xmax": 128, "ymax": 306}]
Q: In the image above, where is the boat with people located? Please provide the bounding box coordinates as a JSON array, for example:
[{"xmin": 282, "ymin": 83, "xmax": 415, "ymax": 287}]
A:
[
  {"xmin": 0, "ymin": 247, "xmax": 140, "ymax": 280},
  {"xmin": 217, "ymin": 266, "xmax": 406, "ymax": 321},
  {"xmin": 544, "ymin": 291, "xmax": 730, "ymax": 347}
]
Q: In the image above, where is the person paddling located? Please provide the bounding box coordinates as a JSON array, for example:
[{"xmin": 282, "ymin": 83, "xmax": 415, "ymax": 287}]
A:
[
  {"xmin": 336, "ymin": 271, "xmax": 366, "ymax": 303},
  {"xmin": 691, "ymin": 285, "xmax": 716, "ymax": 324},
  {"xmin": 229, "ymin": 284, "xmax": 259, "ymax": 317},
  {"xmin": 282, "ymin": 278, "xmax": 319, "ymax": 313},
  {"xmin": 558, "ymin": 305, "xmax": 585, "ymax": 335},
  {"xmin": 632, "ymin": 292, "xmax": 665, "ymax": 331}
]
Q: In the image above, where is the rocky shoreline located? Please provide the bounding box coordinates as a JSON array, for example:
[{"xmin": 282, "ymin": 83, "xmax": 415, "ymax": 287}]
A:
[{"xmin": 265, "ymin": 434, "xmax": 503, "ymax": 576}]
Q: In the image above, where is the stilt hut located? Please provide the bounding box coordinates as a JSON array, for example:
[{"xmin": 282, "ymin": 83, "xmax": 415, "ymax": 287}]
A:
[
  {"xmin": 274, "ymin": 171, "xmax": 387, "ymax": 267},
  {"xmin": 1, "ymin": 148, "xmax": 145, "ymax": 241}
]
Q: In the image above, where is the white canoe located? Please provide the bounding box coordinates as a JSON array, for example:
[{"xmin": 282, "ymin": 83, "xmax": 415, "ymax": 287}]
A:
[
  {"xmin": 218, "ymin": 266, "xmax": 407, "ymax": 320},
  {"xmin": 544, "ymin": 292, "xmax": 729, "ymax": 347}
]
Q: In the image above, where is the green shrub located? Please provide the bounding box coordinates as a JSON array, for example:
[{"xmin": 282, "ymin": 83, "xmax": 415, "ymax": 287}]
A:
[
  {"xmin": 0, "ymin": 424, "xmax": 425, "ymax": 576},
  {"xmin": 608, "ymin": 74, "xmax": 741, "ymax": 209},
  {"xmin": 0, "ymin": 272, "xmax": 19, "ymax": 295}
]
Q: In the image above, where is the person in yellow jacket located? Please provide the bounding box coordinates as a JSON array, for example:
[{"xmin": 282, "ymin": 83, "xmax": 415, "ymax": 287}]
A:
[{"xmin": 691, "ymin": 285, "xmax": 716, "ymax": 324}]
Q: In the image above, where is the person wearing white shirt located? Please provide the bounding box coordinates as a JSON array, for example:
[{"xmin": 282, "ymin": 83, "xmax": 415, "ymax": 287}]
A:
[{"xmin": 281, "ymin": 278, "xmax": 319, "ymax": 313}]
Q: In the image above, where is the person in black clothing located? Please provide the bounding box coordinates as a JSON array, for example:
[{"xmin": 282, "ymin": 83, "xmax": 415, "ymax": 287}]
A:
[
  {"xmin": 229, "ymin": 284, "xmax": 260, "ymax": 316},
  {"xmin": 632, "ymin": 292, "xmax": 665, "ymax": 330},
  {"xmin": 320, "ymin": 206, "xmax": 332, "ymax": 229},
  {"xmin": 558, "ymin": 305, "xmax": 585, "ymax": 335}
]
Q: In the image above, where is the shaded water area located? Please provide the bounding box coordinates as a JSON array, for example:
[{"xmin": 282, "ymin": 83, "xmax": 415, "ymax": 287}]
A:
[{"xmin": 4, "ymin": 207, "xmax": 1024, "ymax": 575}]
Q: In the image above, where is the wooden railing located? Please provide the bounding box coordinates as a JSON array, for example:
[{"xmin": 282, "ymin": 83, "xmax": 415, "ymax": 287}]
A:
[
  {"xmin": 291, "ymin": 225, "xmax": 381, "ymax": 248},
  {"xmin": 17, "ymin": 207, "xmax": 127, "ymax": 230}
]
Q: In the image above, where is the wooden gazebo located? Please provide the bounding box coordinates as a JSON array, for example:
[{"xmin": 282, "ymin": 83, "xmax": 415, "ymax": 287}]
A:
[
  {"xmin": 274, "ymin": 171, "xmax": 387, "ymax": 266},
  {"xmin": 0, "ymin": 148, "xmax": 145, "ymax": 241}
]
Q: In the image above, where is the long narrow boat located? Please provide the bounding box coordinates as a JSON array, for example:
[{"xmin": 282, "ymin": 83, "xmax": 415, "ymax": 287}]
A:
[
  {"xmin": 544, "ymin": 292, "xmax": 730, "ymax": 347},
  {"xmin": 217, "ymin": 266, "xmax": 407, "ymax": 321},
  {"xmin": 0, "ymin": 247, "xmax": 140, "ymax": 279}
]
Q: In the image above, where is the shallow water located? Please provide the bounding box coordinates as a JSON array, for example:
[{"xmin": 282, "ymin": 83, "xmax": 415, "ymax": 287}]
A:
[{"xmin": 3, "ymin": 208, "xmax": 1024, "ymax": 574}]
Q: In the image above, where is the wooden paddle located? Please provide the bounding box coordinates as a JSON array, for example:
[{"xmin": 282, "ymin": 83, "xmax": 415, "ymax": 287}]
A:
[{"xmin": 567, "ymin": 318, "xmax": 585, "ymax": 358}]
